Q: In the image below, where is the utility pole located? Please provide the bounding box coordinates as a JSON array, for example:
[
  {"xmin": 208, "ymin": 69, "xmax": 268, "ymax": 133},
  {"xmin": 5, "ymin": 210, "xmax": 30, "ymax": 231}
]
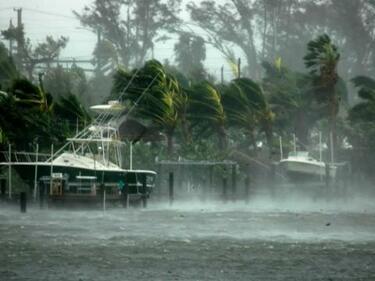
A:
[
  {"xmin": 237, "ymin": 58, "xmax": 241, "ymax": 79},
  {"xmin": 14, "ymin": 8, "xmax": 24, "ymax": 70},
  {"xmin": 221, "ymin": 66, "xmax": 224, "ymax": 84},
  {"xmin": 96, "ymin": 28, "xmax": 102, "ymax": 75},
  {"xmin": 7, "ymin": 20, "xmax": 14, "ymax": 56}
]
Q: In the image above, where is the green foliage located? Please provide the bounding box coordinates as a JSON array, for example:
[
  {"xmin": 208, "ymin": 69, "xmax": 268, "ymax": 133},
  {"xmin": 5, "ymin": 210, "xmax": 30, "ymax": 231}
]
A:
[
  {"xmin": 112, "ymin": 60, "xmax": 185, "ymax": 156},
  {"xmin": 304, "ymin": 34, "xmax": 341, "ymax": 156},
  {"xmin": 0, "ymin": 43, "xmax": 19, "ymax": 88},
  {"xmin": 43, "ymin": 64, "xmax": 90, "ymax": 105},
  {"xmin": 0, "ymin": 74, "xmax": 89, "ymax": 151},
  {"xmin": 54, "ymin": 93, "xmax": 91, "ymax": 126},
  {"xmin": 174, "ymin": 33, "xmax": 207, "ymax": 81},
  {"xmin": 187, "ymin": 0, "xmax": 258, "ymax": 77},
  {"xmin": 349, "ymin": 76, "xmax": 375, "ymax": 124},
  {"xmin": 223, "ymin": 77, "xmax": 273, "ymax": 152},
  {"xmin": 32, "ymin": 36, "xmax": 68, "ymax": 61},
  {"xmin": 75, "ymin": 0, "xmax": 182, "ymax": 68},
  {"xmin": 262, "ymin": 60, "xmax": 320, "ymax": 145},
  {"xmin": 11, "ymin": 78, "xmax": 53, "ymax": 112},
  {"xmin": 186, "ymin": 81, "xmax": 227, "ymax": 149}
]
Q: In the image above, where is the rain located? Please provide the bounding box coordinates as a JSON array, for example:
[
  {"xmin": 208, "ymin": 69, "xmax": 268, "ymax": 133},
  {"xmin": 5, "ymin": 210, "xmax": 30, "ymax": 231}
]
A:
[{"xmin": 1, "ymin": 0, "xmax": 375, "ymax": 280}]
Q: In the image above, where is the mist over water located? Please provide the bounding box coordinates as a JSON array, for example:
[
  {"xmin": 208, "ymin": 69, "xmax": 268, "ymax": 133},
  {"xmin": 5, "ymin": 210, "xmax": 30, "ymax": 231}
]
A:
[
  {"xmin": 1, "ymin": 183, "xmax": 375, "ymax": 280},
  {"xmin": 2, "ymin": 183, "xmax": 375, "ymax": 243}
]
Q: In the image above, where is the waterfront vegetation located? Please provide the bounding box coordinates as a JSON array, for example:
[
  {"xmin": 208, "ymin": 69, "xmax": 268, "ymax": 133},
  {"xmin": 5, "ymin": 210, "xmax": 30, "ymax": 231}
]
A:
[{"xmin": 1, "ymin": 0, "xmax": 375, "ymax": 181}]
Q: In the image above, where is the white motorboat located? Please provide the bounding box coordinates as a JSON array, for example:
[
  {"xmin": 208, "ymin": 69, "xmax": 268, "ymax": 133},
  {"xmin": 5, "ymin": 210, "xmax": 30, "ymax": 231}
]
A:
[
  {"xmin": 279, "ymin": 151, "xmax": 337, "ymax": 182},
  {"xmin": 0, "ymin": 97, "xmax": 157, "ymax": 203}
]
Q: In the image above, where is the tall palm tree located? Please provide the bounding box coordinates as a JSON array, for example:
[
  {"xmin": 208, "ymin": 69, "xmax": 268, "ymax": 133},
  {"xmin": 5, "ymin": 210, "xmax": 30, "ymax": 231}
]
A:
[
  {"xmin": 54, "ymin": 93, "xmax": 92, "ymax": 134},
  {"xmin": 262, "ymin": 60, "xmax": 321, "ymax": 148},
  {"xmin": 112, "ymin": 60, "xmax": 185, "ymax": 157},
  {"xmin": 223, "ymin": 77, "xmax": 273, "ymax": 155},
  {"xmin": 187, "ymin": 81, "xmax": 227, "ymax": 150},
  {"xmin": 0, "ymin": 43, "xmax": 19, "ymax": 89},
  {"xmin": 348, "ymin": 75, "xmax": 375, "ymax": 177},
  {"xmin": 11, "ymin": 78, "xmax": 53, "ymax": 113},
  {"xmin": 304, "ymin": 34, "xmax": 340, "ymax": 158},
  {"xmin": 349, "ymin": 76, "xmax": 375, "ymax": 127}
]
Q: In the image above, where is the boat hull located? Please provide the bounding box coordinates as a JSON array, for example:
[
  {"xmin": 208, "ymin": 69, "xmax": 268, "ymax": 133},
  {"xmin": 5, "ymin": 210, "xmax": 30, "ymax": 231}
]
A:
[
  {"xmin": 279, "ymin": 160, "xmax": 336, "ymax": 182},
  {"xmin": 0, "ymin": 162, "xmax": 156, "ymax": 202}
]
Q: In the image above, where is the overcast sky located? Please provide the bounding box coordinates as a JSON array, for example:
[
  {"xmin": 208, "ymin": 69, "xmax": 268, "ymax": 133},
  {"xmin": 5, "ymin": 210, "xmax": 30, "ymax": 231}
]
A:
[{"xmin": 0, "ymin": 0, "xmax": 230, "ymax": 79}]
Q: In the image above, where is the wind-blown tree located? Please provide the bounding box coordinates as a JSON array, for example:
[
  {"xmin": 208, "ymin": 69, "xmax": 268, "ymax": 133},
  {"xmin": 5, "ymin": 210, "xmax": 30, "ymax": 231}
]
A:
[
  {"xmin": 1, "ymin": 81, "xmax": 93, "ymax": 149},
  {"xmin": 174, "ymin": 33, "xmax": 207, "ymax": 81},
  {"xmin": 1, "ymin": 22, "xmax": 68, "ymax": 79},
  {"xmin": 0, "ymin": 43, "xmax": 19, "ymax": 89},
  {"xmin": 348, "ymin": 76, "xmax": 375, "ymax": 145},
  {"xmin": 187, "ymin": 0, "xmax": 258, "ymax": 78},
  {"xmin": 43, "ymin": 64, "xmax": 91, "ymax": 106},
  {"xmin": 0, "ymin": 79, "xmax": 57, "ymax": 149},
  {"xmin": 262, "ymin": 60, "xmax": 321, "ymax": 148},
  {"xmin": 11, "ymin": 78, "xmax": 53, "ymax": 113},
  {"xmin": 54, "ymin": 93, "xmax": 92, "ymax": 134},
  {"xmin": 304, "ymin": 34, "xmax": 340, "ymax": 158},
  {"xmin": 223, "ymin": 78, "xmax": 273, "ymax": 155},
  {"xmin": 296, "ymin": 0, "xmax": 375, "ymax": 80},
  {"xmin": 112, "ymin": 60, "xmax": 185, "ymax": 157},
  {"xmin": 75, "ymin": 0, "xmax": 182, "ymax": 68},
  {"xmin": 347, "ymin": 76, "xmax": 375, "ymax": 177},
  {"xmin": 187, "ymin": 81, "xmax": 227, "ymax": 149}
]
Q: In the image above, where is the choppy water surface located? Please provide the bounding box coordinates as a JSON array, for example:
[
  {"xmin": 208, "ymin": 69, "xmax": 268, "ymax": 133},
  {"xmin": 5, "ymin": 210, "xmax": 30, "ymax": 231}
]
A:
[{"xmin": 1, "ymin": 196, "xmax": 375, "ymax": 280}]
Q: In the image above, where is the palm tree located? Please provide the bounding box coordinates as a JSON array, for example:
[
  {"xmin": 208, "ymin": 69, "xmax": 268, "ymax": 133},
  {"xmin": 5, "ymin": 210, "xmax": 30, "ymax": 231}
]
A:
[
  {"xmin": 112, "ymin": 60, "xmax": 185, "ymax": 157},
  {"xmin": 223, "ymin": 77, "xmax": 273, "ymax": 155},
  {"xmin": 348, "ymin": 75, "xmax": 375, "ymax": 177},
  {"xmin": 187, "ymin": 81, "xmax": 227, "ymax": 150},
  {"xmin": 54, "ymin": 93, "xmax": 92, "ymax": 134},
  {"xmin": 0, "ymin": 43, "xmax": 19, "ymax": 89},
  {"xmin": 11, "ymin": 78, "xmax": 53, "ymax": 113},
  {"xmin": 0, "ymin": 88, "xmax": 52, "ymax": 150},
  {"xmin": 262, "ymin": 60, "xmax": 321, "ymax": 148},
  {"xmin": 348, "ymin": 76, "xmax": 375, "ymax": 137},
  {"xmin": 304, "ymin": 34, "xmax": 340, "ymax": 158}
]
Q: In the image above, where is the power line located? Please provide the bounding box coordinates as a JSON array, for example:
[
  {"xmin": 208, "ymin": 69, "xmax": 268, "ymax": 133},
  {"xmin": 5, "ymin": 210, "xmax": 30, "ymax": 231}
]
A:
[
  {"xmin": 0, "ymin": 7, "xmax": 13, "ymax": 12},
  {"xmin": 22, "ymin": 8, "xmax": 77, "ymax": 20}
]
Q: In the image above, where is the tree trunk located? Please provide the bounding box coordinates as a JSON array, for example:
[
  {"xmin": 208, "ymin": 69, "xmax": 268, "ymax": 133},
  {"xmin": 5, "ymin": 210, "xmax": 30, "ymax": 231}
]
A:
[
  {"xmin": 295, "ymin": 111, "xmax": 309, "ymax": 150},
  {"xmin": 217, "ymin": 125, "xmax": 227, "ymax": 151},
  {"xmin": 180, "ymin": 114, "xmax": 191, "ymax": 145},
  {"xmin": 329, "ymin": 95, "xmax": 338, "ymax": 162},
  {"xmin": 264, "ymin": 124, "xmax": 273, "ymax": 159},
  {"xmin": 261, "ymin": 3, "xmax": 268, "ymax": 60},
  {"xmin": 166, "ymin": 131, "xmax": 174, "ymax": 159}
]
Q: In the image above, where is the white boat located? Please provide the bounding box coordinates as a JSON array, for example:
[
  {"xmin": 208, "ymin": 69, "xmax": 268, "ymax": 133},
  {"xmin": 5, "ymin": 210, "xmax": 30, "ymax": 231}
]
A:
[
  {"xmin": 0, "ymin": 99, "xmax": 156, "ymax": 204},
  {"xmin": 279, "ymin": 151, "xmax": 337, "ymax": 182}
]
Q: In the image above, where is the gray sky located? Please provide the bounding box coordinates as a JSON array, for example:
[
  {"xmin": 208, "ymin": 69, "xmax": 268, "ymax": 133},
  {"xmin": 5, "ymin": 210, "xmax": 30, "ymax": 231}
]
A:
[{"xmin": 0, "ymin": 0, "xmax": 231, "ymax": 79}]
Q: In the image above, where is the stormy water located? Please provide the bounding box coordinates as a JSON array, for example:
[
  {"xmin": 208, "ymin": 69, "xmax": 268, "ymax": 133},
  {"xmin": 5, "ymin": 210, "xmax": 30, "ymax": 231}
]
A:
[{"xmin": 1, "ymin": 187, "xmax": 375, "ymax": 280}]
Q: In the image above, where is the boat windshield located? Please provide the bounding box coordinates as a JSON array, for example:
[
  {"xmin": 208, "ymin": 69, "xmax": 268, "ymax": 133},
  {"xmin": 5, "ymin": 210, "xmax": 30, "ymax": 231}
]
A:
[{"xmin": 288, "ymin": 151, "xmax": 309, "ymax": 158}]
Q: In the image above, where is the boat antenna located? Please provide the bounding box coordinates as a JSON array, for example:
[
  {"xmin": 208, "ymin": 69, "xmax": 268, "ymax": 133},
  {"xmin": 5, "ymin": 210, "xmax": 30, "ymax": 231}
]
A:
[
  {"xmin": 50, "ymin": 68, "xmax": 143, "ymax": 158},
  {"xmin": 93, "ymin": 67, "xmax": 143, "ymax": 127},
  {"xmin": 49, "ymin": 69, "xmax": 160, "ymax": 160}
]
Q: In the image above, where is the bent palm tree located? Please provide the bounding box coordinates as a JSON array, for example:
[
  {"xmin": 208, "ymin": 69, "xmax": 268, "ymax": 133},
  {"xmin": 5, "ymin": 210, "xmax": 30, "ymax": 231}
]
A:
[
  {"xmin": 262, "ymin": 60, "xmax": 321, "ymax": 148},
  {"xmin": 223, "ymin": 78, "xmax": 273, "ymax": 155},
  {"xmin": 11, "ymin": 78, "xmax": 53, "ymax": 113},
  {"xmin": 54, "ymin": 93, "xmax": 91, "ymax": 134},
  {"xmin": 304, "ymin": 34, "xmax": 340, "ymax": 158},
  {"xmin": 187, "ymin": 81, "xmax": 227, "ymax": 149},
  {"xmin": 349, "ymin": 76, "xmax": 375, "ymax": 124},
  {"xmin": 112, "ymin": 60, "xmax": 185, "ymax": 157}
]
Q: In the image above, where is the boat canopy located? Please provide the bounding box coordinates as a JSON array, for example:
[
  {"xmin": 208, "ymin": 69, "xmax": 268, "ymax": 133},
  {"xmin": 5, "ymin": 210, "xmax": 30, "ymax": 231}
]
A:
[{"xmin": 288, "ymin": 151, "xmax": 309, "ymax": 158}]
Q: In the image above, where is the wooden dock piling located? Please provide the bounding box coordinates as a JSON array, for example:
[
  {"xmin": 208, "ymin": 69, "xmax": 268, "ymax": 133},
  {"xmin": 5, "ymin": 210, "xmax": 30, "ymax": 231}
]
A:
[
  {"xmin": 244, "ymin": 175, "xmax": 250, "ymax": 204},
  {"xmin": 169, "ymin": 172, "xmax": 174, "ymax": 206},
  {"xmin": 20, "ymin": 192, "xmax": 26, "ymax": 213}
]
